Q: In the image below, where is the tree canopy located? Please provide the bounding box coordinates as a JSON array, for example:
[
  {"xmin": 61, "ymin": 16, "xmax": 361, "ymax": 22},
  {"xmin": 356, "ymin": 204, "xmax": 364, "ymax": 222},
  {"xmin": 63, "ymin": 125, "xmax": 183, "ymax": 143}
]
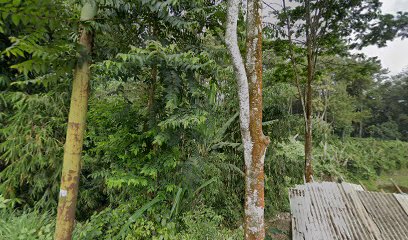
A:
[{"xmin": 0, "ymin": 0, "xmax": 407, "ymax": 239}]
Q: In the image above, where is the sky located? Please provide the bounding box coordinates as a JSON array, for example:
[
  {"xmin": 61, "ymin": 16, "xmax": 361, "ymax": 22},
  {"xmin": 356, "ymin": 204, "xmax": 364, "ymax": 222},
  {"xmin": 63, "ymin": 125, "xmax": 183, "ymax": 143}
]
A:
[
  {"xmin": 264, "ymin": 0, "xmax": 408, "ymax": 75},
  {"xmin": 359, "ymin": 0, "xmax": 408, "ymax": 75}
]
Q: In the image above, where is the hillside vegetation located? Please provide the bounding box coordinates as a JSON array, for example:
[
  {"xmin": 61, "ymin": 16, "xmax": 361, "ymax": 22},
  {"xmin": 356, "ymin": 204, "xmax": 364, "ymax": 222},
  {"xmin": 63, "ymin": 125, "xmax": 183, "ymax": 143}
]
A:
[{"xmin": 0, "ymin": 0, "xmax": 407, "ymax": 239}]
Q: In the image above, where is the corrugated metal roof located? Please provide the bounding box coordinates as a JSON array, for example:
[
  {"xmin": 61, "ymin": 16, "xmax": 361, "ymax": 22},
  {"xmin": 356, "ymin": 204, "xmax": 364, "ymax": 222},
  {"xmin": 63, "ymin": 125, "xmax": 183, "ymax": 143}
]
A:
[{"xmin": 289, "ymin": 182, "xmax": 408, "ymax": 240}]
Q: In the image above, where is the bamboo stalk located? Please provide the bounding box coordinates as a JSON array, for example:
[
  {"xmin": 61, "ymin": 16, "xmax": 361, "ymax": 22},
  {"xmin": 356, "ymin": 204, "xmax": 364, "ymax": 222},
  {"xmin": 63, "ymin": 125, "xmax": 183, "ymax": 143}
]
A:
[{"xmin": 54, "ymin": 2, "xmax": 97, "ymax": 239}]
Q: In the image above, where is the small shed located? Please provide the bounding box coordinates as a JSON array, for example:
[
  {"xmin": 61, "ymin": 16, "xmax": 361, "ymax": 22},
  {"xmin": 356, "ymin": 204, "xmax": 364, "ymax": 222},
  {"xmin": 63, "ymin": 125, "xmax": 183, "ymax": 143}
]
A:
[{"xmin": 289, "ymin": 181, "xmax": 408, "ymax": 240}]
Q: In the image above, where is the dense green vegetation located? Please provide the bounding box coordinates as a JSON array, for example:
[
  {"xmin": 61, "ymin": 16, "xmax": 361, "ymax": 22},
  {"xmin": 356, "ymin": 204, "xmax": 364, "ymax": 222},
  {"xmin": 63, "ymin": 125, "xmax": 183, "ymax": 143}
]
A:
[{"xmin": 0, "ymin": 0, "xmax": 407, "ymax": 239}]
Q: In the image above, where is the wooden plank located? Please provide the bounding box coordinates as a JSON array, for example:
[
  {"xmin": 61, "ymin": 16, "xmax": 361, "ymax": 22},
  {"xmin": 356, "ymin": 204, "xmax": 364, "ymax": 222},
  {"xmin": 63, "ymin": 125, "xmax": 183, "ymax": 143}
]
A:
[{"xmin": 390, "ymin": 178, "xmax": 404, "ymax": 194}]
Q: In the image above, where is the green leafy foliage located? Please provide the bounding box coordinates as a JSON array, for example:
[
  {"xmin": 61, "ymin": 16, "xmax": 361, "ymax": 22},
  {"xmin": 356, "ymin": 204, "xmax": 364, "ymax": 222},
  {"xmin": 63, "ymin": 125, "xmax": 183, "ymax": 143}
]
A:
[
  {"xmin": 1, "ymin": 0, "xmax": 407, "ymax": 238},
  {"xmin": 177, "ymin": 207, "xmax": 243, "ymax": 240},
  {"xmin": 314, "ymin": 138, "xmax": 408, "ymax": 181},
  {"xmin": 265, "ymin": 137, "xmax": 304, "ymax": 214},
  {"xmin": 0, "ymin": 87, "xmax": 68, "ymax": 208},
  {"xmin": 365, "ymin": 70, "xmax": 408, "ymax": 140},
  {"xmin": 0, "ymin": 210, "xmax": 54, "ymax": 240}
]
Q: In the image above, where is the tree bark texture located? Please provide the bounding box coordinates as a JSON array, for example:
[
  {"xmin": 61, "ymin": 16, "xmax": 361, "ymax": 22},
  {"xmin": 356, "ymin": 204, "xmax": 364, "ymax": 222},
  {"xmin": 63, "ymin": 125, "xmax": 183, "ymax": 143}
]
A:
[
  {"xmin": 226, "ymin": 0, "xmax": 270, "ymax": 239},
  {"xmin": 54, "ymin": 2, "xmax": 96, "ymax": 240}
]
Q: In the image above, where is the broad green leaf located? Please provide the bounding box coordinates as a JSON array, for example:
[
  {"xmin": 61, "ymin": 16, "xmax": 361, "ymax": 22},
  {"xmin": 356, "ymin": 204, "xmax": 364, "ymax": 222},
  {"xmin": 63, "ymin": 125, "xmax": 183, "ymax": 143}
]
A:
[{"xmin": 11, "ymin": 14, "xmax": 19, "ymax": 25}]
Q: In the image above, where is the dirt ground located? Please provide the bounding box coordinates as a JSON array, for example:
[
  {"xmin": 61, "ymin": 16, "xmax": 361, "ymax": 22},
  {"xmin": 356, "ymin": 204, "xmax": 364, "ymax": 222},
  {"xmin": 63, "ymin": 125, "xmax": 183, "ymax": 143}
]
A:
[{"xmin": 265, "ymin": 212, "xmax": 291, "ymax": 240}]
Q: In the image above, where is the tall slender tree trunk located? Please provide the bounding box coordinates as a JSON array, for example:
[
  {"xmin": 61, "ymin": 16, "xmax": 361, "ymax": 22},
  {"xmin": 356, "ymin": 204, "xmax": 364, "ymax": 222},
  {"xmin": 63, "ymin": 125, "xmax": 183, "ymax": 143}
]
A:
[
  {"xmin": 304, "ymin": 0, "xmax": 314, "ymax": 183},
  {"xmin": 304, "ymin": 61, "xmax": 313, "ymax": 183},
  {"xmin": 54, "ymin": 2, "xmax": 97, "ymax": 240},
  {"xmin": 245, "ymin": 0, "xmax": 270, "ymax": 239},
  {"xmin": 226, "ymin": 0, "xmax": 269, "ymax": 239},
  {"xmin": 282, "ymin": 0, "xmax": 313, "ymax": 182}
]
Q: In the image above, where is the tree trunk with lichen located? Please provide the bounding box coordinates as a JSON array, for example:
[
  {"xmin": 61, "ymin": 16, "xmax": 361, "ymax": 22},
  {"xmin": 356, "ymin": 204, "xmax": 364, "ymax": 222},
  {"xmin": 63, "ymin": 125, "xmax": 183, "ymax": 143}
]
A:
[
  {"xmin": 226, "ymin": 0, "xmax": 269, "ymax": 239},
  {"xmin": 54, "ymin": 2, "xmax": 97, "ymax": 240}
]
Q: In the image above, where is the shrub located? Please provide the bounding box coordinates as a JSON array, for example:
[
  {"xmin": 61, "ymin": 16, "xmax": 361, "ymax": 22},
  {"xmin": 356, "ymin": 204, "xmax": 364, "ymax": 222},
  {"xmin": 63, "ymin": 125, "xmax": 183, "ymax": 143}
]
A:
[
  {"xmin": 177, "ymin": 207, "xmax": 243, "ymax": 240},
  {"xmin": 0, "ymin": 210, "xmax": 54, "ymax": 240}
]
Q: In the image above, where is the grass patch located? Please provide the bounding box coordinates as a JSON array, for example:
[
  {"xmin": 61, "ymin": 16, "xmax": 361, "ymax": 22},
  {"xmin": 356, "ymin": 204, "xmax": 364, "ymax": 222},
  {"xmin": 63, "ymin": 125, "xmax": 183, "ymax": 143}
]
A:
[{"xmin": 361, "ymin": 168, "xmax": 408, "ymax": 193}]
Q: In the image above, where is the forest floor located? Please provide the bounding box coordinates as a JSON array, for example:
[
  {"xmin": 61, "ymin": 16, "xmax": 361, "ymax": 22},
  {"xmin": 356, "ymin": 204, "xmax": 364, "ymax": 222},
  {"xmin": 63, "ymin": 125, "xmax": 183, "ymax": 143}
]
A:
[
  {"xmin": 266, "ymin": 212, "xmax": 291, "ymax": 240},
  {"xmin": 362, "ymin": 168, "xmax": 408, "ymax": 193}
]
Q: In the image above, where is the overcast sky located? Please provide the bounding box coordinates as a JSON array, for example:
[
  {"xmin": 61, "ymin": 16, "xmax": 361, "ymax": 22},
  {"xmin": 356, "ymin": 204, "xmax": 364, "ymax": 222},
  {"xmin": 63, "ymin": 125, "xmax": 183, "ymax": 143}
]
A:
[
  {"xmin": 358, "ymin": 0, "xmax": 408, "ymax": 75},
  {"xmin": 264, "ymin": 0, "xmax": 408, "ymax": 75}
]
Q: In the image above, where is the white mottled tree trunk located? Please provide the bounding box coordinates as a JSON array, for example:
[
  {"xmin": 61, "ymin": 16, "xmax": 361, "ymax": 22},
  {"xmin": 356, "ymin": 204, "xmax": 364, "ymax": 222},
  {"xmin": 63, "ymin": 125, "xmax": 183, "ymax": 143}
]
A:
[{"xmin": 226, "ymin": 0, "xmax": 270, "ymax": 239}]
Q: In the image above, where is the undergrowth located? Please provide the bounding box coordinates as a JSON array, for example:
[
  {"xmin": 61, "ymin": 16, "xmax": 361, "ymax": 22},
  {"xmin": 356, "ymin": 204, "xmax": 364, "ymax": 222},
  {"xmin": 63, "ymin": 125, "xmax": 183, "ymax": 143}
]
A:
[{"xmin": 1, "ymin": 138, "xmax": 406, "ymax": 239}]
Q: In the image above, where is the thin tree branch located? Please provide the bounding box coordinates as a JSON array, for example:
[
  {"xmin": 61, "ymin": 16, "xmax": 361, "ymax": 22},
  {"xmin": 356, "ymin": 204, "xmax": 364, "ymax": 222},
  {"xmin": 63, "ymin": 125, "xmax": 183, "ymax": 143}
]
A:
[
  {"xmin": 262, "ymin": 0, "xmax": 280, "ymax": 12},
  {"xmin": 282, "ymin": 0, "xmax": 307, "ymax": 123}
]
